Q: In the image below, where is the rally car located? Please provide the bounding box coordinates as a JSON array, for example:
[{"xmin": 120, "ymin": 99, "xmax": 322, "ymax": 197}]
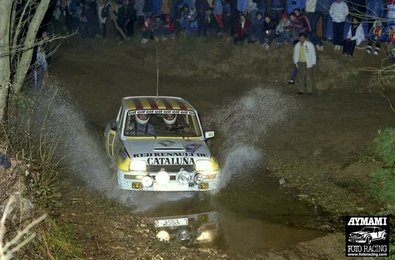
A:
[
  {"xmin": 348, "ymin": 227, "xmax": 387, "ymax": 245},
  {"xmin": 104, "ymin": 96, "xmax": 220, "ymax": 191}
]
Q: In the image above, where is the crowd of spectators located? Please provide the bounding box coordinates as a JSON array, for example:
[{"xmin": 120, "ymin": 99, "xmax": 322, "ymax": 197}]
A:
[{"xmin": 49, "ymin": 0, "xmax": 395, "ymax": 55}]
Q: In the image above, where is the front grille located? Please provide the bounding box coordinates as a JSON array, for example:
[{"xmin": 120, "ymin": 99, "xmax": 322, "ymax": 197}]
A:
[{"xmin": 147, "ymin": 165, "xmax": 195, "ymax": 173}]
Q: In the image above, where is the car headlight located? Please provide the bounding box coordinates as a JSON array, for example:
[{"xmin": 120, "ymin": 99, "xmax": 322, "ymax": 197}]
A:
[
  {"xmin": 177, "ymin": 170, "xmax": 192, "ymax": 185},
  {"xmin": 195, "ymin": 158, "xmax": 219, "ymax": 175},
  {"xmin": 129, "ymin": 159, "xmax": 147, "ymax": 171}
]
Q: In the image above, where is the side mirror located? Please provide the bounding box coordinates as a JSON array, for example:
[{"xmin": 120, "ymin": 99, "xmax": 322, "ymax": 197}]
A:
[
  {"xmin": 110, "ymin": 121, "xmax": 117, "ymax": 131},
  {"xmin": 204, "ymin": 131, "xmax": 215, "ymax": 139}
]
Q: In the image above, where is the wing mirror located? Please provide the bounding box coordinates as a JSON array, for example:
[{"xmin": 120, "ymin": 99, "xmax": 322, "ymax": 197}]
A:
[
  {"xmin": 110, "ymin": 121, "xmax": 117, "ymax": 131},
  {"xmin": 204, "ymin": 131, "xmax": 215, "ymax": 139}
]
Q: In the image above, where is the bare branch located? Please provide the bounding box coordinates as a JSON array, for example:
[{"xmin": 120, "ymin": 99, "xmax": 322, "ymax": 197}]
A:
[{"xmin": 0, "ymin": 196, "xmax": 47, "ymax": 260}]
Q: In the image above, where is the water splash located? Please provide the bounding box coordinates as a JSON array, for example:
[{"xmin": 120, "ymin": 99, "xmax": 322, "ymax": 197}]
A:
[
  {"xmin": 205, "ymin": 87, "xmax": 298, "ymax": 188},
  {"xmin": 22, "ymin": 85, "xmax": 297, "ymax": 211}
]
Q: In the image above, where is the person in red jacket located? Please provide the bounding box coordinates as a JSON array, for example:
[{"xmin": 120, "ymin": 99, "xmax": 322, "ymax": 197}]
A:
[
  {"xmin": 233, "ymin": 13, "xmax": 252, "ymax": 45},
  {"xmin": 163, "ymin": 15, "xmax": 176, "ymax": 39}
]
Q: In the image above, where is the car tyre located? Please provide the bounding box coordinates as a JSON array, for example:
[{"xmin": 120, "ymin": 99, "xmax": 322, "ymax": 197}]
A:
[
  {"xmin": 381, "ymin": 233, "xmax": 386, "ymax": 240},
  {"xmin": 366, "ymin": 236, "xmax": 372, "ymax": 245}
]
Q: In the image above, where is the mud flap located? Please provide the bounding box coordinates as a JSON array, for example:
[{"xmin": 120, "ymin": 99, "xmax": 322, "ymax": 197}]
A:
[{"xmin": 104, "ymin": 121, "xmax": 119, "ymax": 159}]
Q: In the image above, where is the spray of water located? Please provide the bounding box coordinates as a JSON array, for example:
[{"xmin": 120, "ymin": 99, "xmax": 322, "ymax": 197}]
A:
[
  {"xmin": 24, "ymin": 86, "xmax": 196, "ymax": 213},
  {"xmin": 23, "ymin": 85, "xmax": 297, "ymax": 212},
  {"xmin": 205, "ymin": 87, "xmax": 298, "ymax": 189}
]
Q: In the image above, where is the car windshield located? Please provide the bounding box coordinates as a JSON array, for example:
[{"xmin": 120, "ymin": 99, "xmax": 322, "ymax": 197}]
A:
[
  {"xmin": 361, "ymin": 227, "xmax": 375, "ymax": 232},
  {"xmin": 123, "ymin": 110, "xmax": 202, "ymax": 137}
]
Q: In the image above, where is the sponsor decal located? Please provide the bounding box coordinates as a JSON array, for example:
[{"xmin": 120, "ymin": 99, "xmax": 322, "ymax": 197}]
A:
[
  {"xmin": 128, "ymin": 110, "xmax": 195, "ymax": 116},
  {"xmin": 133, "ymin": 152, "xmax": 209, "ymax": 165},
  {"xmin": 185, "ymin": 143, "xmax": 202, "ymax": 153},
  {"xmin": 133, "ymin": 152, "xmax": 208, "ymax": 158},
  {"xmin": 147, "ymin": 157, "xmax": 195, "ymax": 165},
  {"xmin": 345, "ymin": 216, "xmax": 390, "ymax": 257}
]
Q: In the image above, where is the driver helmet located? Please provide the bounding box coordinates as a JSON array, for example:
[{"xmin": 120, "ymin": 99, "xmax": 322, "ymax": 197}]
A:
[
  {"xmin": 135, "ymin": 114, "xmax": 150, "ymax": 124},
  {"xmin": 164, "ymin": 114, "xmax": 177, "ymax": 125}
]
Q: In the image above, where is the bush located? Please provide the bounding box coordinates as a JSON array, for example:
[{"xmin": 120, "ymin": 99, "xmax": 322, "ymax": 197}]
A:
[
  {"xmin": 373, "ymin": 128, "xmax": 395, "ymax": 167},
  {"xmin": 370, "ymin": 128, "xmax": 395, "ymax": 213}
]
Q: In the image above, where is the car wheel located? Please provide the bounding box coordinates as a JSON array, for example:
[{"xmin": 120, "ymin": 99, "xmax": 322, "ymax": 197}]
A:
[
  {"xmin": 366, "ymin": 236, "xmax": 372, "ymax": 245},
  {"xmin": 382, "ymin": 233, "xmax": 386, "ymax": 240}
]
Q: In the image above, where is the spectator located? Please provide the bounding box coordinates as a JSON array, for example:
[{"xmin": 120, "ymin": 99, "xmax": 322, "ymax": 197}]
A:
[
  {"xmin": 315, "ymin": 0, "xmax": 332, "ymax": 41},
  {"xmin": 202, "ymin": 9, "xmax": 218, "ymax": 36},
  {"xmin": 329, "ymin": 0, "xmax": 349, "ymax": 50},
  {"xmin": 163, "ymin": 15, "xmax": 176, "ymax": 39},
  {"xmin": 237, "ymin": 0, "xmax": 249, "ymax": 13},
  {"xmin": 366, "ymin": 20, "xmax": 386, "ymax": 55},
  {"xmin": 286, "ymin": 0, "xmax": 306, "ymax": 14},
  {"xmin": 262, "ymin": 15, "xmax": 277, "ymax": 49},
  {"xmin": 271, "ymin": 0, "xmax": 285, "ymax": 22},
  {"xmin": 343, "ymin": 17, "xmax": 364, "ymax": 57},
  {"xmin": 365, "ymin": 0, "xmax": 384, "ymax": 54},
  {"xmin": 141, "ymin": 17, "xmax": 153, "ymax": 43},
  {"xmin": 276, "ymin": 13, "xmax": 291, "ymax": 45},
  {"xmin": 152, "ymin": 16, "xmax": 165, "ymax": 40},
  {"xmin": 213, "ymin": 0, "xmax": 225, "ymax": 34},
  {"xmin": 34, "ymin": 44, "xmax": 48, "ymax": 91},
  {"xmin": 181, "ymin": 4, "xmax": 198, "ymax": 37},
  {"xmin": 305, "ymin": 0, "xmax": 324, "ymax": 50},
  {"xmin": 292, "ymin": 32, "xmax": 316, "ymax": 95},
  {"xmin": 98, "ymin": 0, "xmax": 110, "ymax": 38},
  {"xmin": 233, "ymin": 13, "xmax": 252, "ymax": 44},
  {"xmin": 249, "ymin": 11, "xmax": 265, "ymax": 44},
  {"xmin": 196, "ymin": 0, "xmax": 211, "ymax": 36},
  {"xmin": 124, "ymin": 0, "xmax": 137, "ymax": 36},
  {"xmin": 289, "ymin": 11, "xmax": 308, "ymax": 43},
  {"xmin": 134, "ymin": 0, "xmax": 145, "ymax": 29}
]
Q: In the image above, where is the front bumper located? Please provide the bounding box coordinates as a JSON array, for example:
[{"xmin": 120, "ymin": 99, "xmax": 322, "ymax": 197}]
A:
[
  {"xmin": 117, "ymin": 170, "xmax": 219, "ymax": 191},
  {"xmin": 348, "ymin": 237, "xmax": 367, "ymax": 243}
]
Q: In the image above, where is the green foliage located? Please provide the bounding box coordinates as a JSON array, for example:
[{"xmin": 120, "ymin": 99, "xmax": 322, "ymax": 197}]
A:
[
  {"xmin": 370, "ymin": 128, "xmax": 395, "ymax": 213},
  {"xmin": 373, "ymin": 128, "xmax": 395, "ymax": 167},
  {"xmin": 370, "ymin": 168, "xmax": 395, "ymax": 212},
  {"xmin": 23, "ymin": 219, "xmax": 82, "ymax": 259}
]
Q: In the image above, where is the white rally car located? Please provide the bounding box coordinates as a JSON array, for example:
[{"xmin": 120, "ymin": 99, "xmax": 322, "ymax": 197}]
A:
[
  {"xmin": 348, "ymin": 227, "xmax": 387, "ymax": 244},
  {"xmin": 104, "ymin": 96, "xmax": 220, "ymax": 191}
]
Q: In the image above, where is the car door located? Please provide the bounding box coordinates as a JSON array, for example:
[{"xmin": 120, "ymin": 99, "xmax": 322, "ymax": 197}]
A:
[
  {"xmin": 104, "ymin": 107, "xmax": 122, "ymax": 158},
  {"xmin": 104, "ymin": 121, "xmax": 119, "ymax": 158},
  {"xmin": 372, "ymin": 227, "xmax": 379, "ymax": 240}
]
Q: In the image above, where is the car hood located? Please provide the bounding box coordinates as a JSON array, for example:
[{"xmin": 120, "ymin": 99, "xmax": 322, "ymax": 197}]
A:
[{"xmin": 123, "ymin": 139, "xmax": 212, "ymax": 164}]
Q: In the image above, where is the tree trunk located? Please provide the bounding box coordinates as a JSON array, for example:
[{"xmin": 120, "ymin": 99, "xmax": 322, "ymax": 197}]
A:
[
  {"xmin": 12, "ymin": 0, "xmax": 51, "ymax": 94},
  {"xmin": 0, "ymin": 1, "xmax": 13, "ymax": 121}
]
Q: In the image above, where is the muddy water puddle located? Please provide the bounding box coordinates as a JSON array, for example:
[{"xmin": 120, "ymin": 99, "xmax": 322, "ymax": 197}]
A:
[{"xmin": 128, "ymin": 170, "xmax": 325, "ymax": 253}]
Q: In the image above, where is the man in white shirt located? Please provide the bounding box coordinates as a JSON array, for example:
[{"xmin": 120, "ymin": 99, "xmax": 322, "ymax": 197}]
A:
[
  {"xmin": 329, "ymin": 0, "xmax": 349, "ymax": 50},
  {"xmin": 293, "ymin": 32, "xmax": 317, "ymax": 95}
]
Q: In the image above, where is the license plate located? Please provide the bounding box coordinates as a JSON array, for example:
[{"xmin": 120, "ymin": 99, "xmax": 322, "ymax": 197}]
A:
[{"xmin": 154, "ymin": 217, "xmax": 188, "ymax": 228}]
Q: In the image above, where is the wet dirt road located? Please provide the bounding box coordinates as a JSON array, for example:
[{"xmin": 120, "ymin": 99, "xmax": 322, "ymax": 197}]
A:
[{"xmin": 49, "ymin": 39, "xmax": 394, "ymax": 256}]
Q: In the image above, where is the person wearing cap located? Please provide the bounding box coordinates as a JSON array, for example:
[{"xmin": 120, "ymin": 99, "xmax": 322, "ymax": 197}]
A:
[{"xmin": 292, "ymin": 32, "xmax": 316, "ymax": 94}]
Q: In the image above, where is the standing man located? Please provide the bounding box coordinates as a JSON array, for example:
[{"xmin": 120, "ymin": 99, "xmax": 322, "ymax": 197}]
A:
[
  {"xmin": 34, "ymin": 44, "xmax": 48, "ymax": 91},
  {"xmin": 293, "ymin": 32, "xmax": 316, "ymax": 95},
  {"xmin": 329, "ymin": 0, "xmax": 349, "ymax": 50},
  {"xmin": 305, "ymin": 0, "xmax": 324, "ymax": 50}
]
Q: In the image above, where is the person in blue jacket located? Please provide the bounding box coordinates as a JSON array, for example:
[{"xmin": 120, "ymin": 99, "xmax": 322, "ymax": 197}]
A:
[{"xmin": 286, "ymin": 0, "xmax": 306, "ymax": 15}]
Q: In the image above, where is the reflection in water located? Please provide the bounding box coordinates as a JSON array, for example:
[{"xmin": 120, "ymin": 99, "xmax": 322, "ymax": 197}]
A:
[
  {"xmin": 145, "ymin": 195, "xmax": 325, "ymax": 252},
  {"xmin": 151, "ymin": 211, "xmax": 219, "ymax": 246}
]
